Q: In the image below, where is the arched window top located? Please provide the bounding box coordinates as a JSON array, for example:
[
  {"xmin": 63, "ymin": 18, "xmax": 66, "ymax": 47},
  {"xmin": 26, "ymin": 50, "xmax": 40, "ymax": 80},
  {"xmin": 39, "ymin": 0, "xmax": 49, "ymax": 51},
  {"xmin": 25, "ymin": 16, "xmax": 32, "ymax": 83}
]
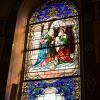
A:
[{"xmin": 29, "ymin": 0, "xmax": 78, "ymax": 24}]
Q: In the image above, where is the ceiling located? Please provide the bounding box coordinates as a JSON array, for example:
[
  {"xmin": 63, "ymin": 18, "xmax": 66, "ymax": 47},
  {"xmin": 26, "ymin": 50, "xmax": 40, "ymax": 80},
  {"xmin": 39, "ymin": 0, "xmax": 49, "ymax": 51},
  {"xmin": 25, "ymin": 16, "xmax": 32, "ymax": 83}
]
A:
[{"xmin": 0, "ymin": 0, "xmax": 21, "ymax": 20}]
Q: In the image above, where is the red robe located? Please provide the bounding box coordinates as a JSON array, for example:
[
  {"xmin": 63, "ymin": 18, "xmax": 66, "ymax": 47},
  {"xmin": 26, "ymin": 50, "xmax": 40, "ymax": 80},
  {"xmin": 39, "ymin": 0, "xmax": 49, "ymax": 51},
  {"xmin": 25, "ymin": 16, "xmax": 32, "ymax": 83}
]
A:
[{"xmin": 57, "ymin": 47, "xmax": 72, "ymax": 62}]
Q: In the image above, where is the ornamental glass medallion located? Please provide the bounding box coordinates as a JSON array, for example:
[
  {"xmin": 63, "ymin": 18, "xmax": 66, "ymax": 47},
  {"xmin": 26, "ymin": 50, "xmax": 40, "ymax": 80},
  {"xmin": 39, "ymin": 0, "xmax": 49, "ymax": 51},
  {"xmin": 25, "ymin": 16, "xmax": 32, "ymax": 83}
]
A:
[
  {"xmin": 22, "ymin": 78, "xmax": 80, "ymax": 100},
  {"xmin": 22, "ymin": 0, "xmax": 81, "ymax": 99}
]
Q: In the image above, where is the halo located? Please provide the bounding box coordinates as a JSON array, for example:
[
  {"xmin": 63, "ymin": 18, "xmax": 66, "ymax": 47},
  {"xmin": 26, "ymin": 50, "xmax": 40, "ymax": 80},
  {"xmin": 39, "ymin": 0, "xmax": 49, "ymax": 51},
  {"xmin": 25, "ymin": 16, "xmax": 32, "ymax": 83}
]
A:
[{"xmin": 43, "ymin": 87, "xmax": 58, "ymax": 94}]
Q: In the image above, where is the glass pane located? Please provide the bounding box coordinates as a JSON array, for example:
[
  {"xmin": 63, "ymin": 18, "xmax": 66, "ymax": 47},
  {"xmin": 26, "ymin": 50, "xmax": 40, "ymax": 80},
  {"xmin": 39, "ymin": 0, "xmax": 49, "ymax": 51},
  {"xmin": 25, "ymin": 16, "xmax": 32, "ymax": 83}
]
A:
[
  {"xmin": 22, "ymin": 77, "xmax": 81, "ymax": 100},
  {"xmin": 24, "ymin": 43, "xmax": 79, "ymax": 80},
  {"xmin": 25, "ymin": 17, "xmax": 79, "ymax": 80},
  {"xmin": 29, "ymin": 1, "xmax": 78, "ymax": 24},
  {"xmin": 27, "ymin": 17, "xmax": 79, "ymax": 50}
]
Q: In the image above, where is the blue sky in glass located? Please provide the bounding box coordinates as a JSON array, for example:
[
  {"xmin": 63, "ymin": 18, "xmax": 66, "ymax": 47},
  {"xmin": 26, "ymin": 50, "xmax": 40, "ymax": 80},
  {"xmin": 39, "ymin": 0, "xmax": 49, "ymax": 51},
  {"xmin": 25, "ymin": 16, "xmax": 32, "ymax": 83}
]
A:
[{"xmin": 29, "ymin": 3, "xmax": 78, "ymax": 24}]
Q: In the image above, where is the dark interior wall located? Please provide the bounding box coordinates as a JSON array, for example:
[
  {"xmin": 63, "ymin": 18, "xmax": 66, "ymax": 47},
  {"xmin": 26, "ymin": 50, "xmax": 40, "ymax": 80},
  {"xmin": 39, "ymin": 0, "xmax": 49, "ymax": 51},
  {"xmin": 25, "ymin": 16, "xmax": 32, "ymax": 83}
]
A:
[
  {"xmin": 82, "ymin": 0, "xmax": 100, "ymax": 100},
  {"xmin": 82, "ymin": 0, "xmax": 96, "ymax": 100},
  {"xmin": 0, "ymin": 0, "xmax": 99, "ymax": 100},
  {"xmin": 0, "ymin": 0, "xmax": 23, "ymax": 99}
]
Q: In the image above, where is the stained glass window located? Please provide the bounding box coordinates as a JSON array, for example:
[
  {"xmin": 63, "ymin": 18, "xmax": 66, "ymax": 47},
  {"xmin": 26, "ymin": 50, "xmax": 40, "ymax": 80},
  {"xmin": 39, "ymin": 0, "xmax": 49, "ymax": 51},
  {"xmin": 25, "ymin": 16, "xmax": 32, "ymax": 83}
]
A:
[{"xmin": 22, "ymin": 0, "xmax": 80, "ymax": 99}]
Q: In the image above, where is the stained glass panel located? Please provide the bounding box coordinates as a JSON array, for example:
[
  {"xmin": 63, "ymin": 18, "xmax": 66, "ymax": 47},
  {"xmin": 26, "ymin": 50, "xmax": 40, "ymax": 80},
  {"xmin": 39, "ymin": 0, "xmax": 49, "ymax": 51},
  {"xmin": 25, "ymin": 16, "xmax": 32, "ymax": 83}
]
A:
[
  {"xmin": 24, "ymin": 44, "xmax": 80, "ymax": 80},
  {"xmin": 29, "ymin": 1, "xmax": 78, "ymax": 24},
  {"xmin": 25, "ymin": 17, "xmax": 79, "ymax": 80},
  {"xmin": 22, "ymin": 78, "xmax": 81, "ymax": 100},
  {"xmin": 27, "ymin": 17, "xmax": 79, "ymax": 50}
]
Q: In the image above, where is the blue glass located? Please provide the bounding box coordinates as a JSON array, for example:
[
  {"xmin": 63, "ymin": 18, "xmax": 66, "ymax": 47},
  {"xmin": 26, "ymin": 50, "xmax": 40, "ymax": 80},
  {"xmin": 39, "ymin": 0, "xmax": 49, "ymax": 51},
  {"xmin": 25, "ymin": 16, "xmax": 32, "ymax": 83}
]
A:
[
  {"xmin": 22, "ymin": 78, "xmax": 80, "ymax": 100},
  {"xmin": 29, "ymin": 2, "xmax": 78, "ymax": 24}
]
